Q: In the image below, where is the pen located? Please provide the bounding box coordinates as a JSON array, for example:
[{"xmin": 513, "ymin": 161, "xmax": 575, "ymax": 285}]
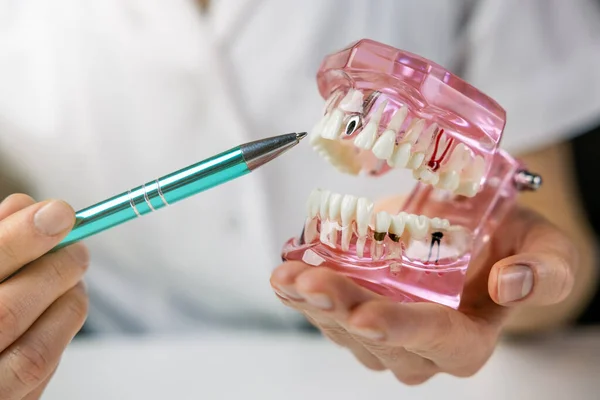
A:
[{"xmin": 53, "ymin": 132, "xmax": 307, "ymax": 251}]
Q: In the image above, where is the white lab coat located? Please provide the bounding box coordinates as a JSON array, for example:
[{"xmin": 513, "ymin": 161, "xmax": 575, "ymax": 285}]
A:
[{"xmin": 0, "ymin": 0, "xmax": 599, "ymax": 334}]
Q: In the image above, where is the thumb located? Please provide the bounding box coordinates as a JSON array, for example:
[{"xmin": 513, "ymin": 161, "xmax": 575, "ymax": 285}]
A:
[{"xmin": 488, "ymin": 207, "xmax": 578, "ymax": 306}]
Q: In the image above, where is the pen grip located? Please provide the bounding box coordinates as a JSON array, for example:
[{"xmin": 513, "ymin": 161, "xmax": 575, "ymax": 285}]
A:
[{"xmin": 54, "ymin": 147, "xmax": 249, "ymax": 251}]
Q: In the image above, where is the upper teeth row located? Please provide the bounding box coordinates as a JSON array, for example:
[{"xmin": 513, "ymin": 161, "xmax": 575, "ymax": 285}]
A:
[
  {"xmin": 310, "ymin": 89, "xmax": 487, "ymax": 197},
  {"xmin": 307, "ymin": 188, "xmax": 451, "ymax": 241}
]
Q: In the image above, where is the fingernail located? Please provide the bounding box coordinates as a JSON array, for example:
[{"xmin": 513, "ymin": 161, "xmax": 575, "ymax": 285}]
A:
[
  {"xmin": 277, "ymin": 285, "xmax": 303, "ymax": 300},
  {"xmin": 498, "ymin": 265, "xmax": 534, "ymax": 304},
  {"xmin": 66, "ymin": 243, "xmax": 90, "ymax": 265},
  {"xmin": 303, "ymin": 293, "xmax": 333, "ymax": 310},
  {"xmin": 34, "ymin": 201, "xmax": 74, "ymax": 236},
  {"xmin": 348, "ymin": 326, "xmax": 385, "ymax": 341}
]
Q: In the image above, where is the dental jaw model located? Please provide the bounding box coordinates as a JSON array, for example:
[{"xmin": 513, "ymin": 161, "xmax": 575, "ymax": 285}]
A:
[{"xmin": 281, "ymin": 39, "xmax": 542, "ymax": 309}]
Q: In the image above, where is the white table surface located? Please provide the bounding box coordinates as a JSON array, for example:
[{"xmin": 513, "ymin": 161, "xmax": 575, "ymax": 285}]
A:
[{"xmin": 44, "ymin": 328, "xmax": 600, "ymax": 400}]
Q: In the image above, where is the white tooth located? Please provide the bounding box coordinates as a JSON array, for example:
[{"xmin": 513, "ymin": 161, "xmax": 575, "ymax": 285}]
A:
[
  {"xmin": 407, "ymin": 152, "xmax": 425, "ymax": 169},
  {"xmin": 319, "ymin": 190, "xmax": 331, "ymax": 217},
  {"xmin": 322, "ymin": 91, "xmax": 342, "ymax": 114},
  {"xmin": 309, "ymin": 114, "xmax": 329, "ymax": 145},
  {"xmin": 402, "ymin": 118, "xmax": 425, "ymax": 144},
  {"xmin": 375, "ymin": 211, "xmax": 392, "ymax": 233},
  {"xmin": 352, "ymin": 100, "xmax": 387, "ymax": 150},
  {"xmin": 328, "ymin": 193, "xmax": 343, "ymax": 222},
  {"xmin": 400, "ymin": 233, "xmax": 412, "ymax": 249},
  {"xmin": 456, "ymin": 155, "xmax": 485, "ymax": 196},
  {"xmin": 445, "ymin": 143, "xmax": 471, "ymax": 171},
  {"xmin": 307, "ymin": 189, "xmax": 322, "ymax": 218},
  {"xmin": 353, "ymin": 121, "xmax": 377, "ymax": 149},
  {"xmin": 388, "ymin": 142, "xmax": 411, "ymax": 168},
  {"xmin": 338, "ymin": 89, "xmax": 355, "ymax": 108},
  {"xmin": 339, "ymin": 89, "xmax": 364, "ymax": 113},
  {"xmin": 371, "ymin": 130, "xmax": 396, "ymax": 160},
  {"xmin": 437, "ymin": 170, "xmax": 460, "ymax": 191},
  {"xmin": 341, "ymin": 227, "xmax": 353, "ymax": 251},
  {"xmin": 430, "ymin": 217, "xmax": 450, "ymax": 230},
  {"xmin": 369, "ymin": 99, "xmax": 387, "ymax": 123},
  {"xmin": 356, "ymin": 237, "xmax": 366, "ymax": 258},
  {"xmin": 463, "ymin": 155, "xmax": 486, "ymax": 181},
  {"xmin": 341, "ymin": 195, "xmax": 358, "ymax": 226},
  {"xmin": 321, "ymin": 109, "xmax": 344, "ymax": 139},
  {"xmin": 387, "ymin": 106, "xmax": 408, "ymax": 132},
  {"xmin": 304, "ymin": 218, "xmax": 319, "ymax": 243},
  {"xmin": 356, "ymin": 197, "xmax": 374, "ymax": 236},
  {"xmin": 389, "ymin": 212, "xmax": 407, "ymax": 236},
  {"xmin": 414, "ymin": 123, "xmax": 437, "ymax": 153},
  {"xmin": 456, "ymin": 181, "xmax": 480, "ymax": 197},
  {"xmin": 320, "ymin": 222, "xmax": 329, "ymax": 244},
  {"xmin": 406, "ymin": 214, "xmax": 429, "ymax": 239},
  {"xmin": 416, "ymin": 168, "xmax": 439, "ymax": 185}
]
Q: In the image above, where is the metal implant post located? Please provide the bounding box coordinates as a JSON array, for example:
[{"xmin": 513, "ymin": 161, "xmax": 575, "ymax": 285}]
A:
[{"xmin": 514, "ymin": 170, "xmax": 543, "ymax": 191}]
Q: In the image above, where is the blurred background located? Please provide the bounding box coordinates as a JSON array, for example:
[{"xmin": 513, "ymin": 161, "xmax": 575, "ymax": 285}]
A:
[{"xmin": 0, "ymin": 0, "xmax": 599, "ymax": 398}]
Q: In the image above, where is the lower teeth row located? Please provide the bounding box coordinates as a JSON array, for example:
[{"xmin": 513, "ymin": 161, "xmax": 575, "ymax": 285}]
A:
[{"xmin": 303, "ymin": 216, "xmax": 469, "ymax": 264}]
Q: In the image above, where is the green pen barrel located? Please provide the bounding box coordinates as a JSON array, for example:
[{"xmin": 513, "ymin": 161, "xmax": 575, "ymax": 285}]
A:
[{"xmin": 54, "ymin": 147, "xmax": 249, "ymax": 251}]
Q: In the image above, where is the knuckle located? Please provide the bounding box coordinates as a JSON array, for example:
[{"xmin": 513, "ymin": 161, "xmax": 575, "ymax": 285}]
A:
[
  {"xmin": 385, "ymin": 346, "xmax": 409, "ymax": 363},
  {"xmin": 64, "ymin": 244, "xmax": 90, "ymax": 270},
  {"xmin": 44, "ymin": 249, "xmax": 88, "ymax": 286},
  {"xmin": 435, "ymin": 308, "xmax": 455, "ymax": 336},
  {"xmin": 539, "ymin": 254, "xmax": 575, "ymax": 303},
  {"xmin": 362, "ymin": 342, "xmax": 403, "ymax": 362},
  {"xmin": 320, "ymin": 326, "xmax": 354, "ymax": 348},
  {"xmin": 8, "ymin": 342, "xmax": 52, "ymax": 388},
  {"xmin": 321, "ymin": 325, "xmax": 348, "ymax": 341},
  {"xmin": 393, "ymin": 371, "xmax": 433, "ymax": 386},
  {"xmin": 66, "ymin": 289, "xmax": 89, "ymax": 324},
  {"xmin": 0, "ymin": 224, "xmax": 23, "ymax": 267},
  {"xmin": 359, "ymin": 359, "xmax": 386, "ymax": 371},
  {"xmin": 0, "ymin": 296, "xmax": 20, "ymax": 342},
  {"xmin": 47, "ymin": 256, "xmax": 69, "ymax": 283},
  {"xmin": 556, "ymin": 257, "xmax": 575, "ymax": 302},
  {"xmin": 453, "ymin": 363, "xmax": 484, "ymax": 378},
  {"xmin": 417, "ymin": 309, "xmax": 454, "ymax": 354}
]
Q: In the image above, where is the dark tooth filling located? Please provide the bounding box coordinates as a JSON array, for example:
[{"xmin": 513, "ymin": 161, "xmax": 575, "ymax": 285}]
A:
[
  {"xmin": 389, "ymin": 233, "xmax": 400, "ymax": 242},
  {"xmin": 427, "ymin": 231, "xmax": 444, "ymax": 264},
  {"xmin": 374, "ymin": 232, "xmax": 386, "ymax": 241}
]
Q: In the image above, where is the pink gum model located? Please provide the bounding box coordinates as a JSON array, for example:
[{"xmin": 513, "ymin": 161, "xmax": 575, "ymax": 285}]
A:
[{"xmin": 281, "ymin": 39, "xmax": 541, "ymax": 309}]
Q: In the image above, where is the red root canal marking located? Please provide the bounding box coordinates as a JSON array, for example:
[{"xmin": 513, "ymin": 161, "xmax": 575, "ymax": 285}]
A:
[{"xmin": 426, "ymin": 129, "xmax": 454, "ymax": 172}]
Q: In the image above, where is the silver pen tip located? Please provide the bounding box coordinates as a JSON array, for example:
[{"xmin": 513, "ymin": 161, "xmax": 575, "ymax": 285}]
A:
[{"xmin": 296, "ymin": 132, "xmax": 307, "ymax": 141}]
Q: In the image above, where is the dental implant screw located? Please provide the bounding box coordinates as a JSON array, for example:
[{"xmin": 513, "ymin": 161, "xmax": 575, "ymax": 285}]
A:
[{"xmin": 514, "ymin": 170, "xmax": 542, "ymax": 191}]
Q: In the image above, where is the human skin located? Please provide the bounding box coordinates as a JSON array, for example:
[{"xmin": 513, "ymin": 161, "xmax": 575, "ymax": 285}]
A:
[
  {"xmin": 0, "ymin": 194, "xmax": 89, "ymax": 400},
  {"xmin": 270, "ymin": 141, "xmax": 597, "ymax": 384}
]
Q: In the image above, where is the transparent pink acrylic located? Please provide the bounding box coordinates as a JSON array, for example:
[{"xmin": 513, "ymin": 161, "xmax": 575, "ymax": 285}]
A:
[{"xmin": 281, "ymin": 39, "xmax": 537, "ymax": 309}]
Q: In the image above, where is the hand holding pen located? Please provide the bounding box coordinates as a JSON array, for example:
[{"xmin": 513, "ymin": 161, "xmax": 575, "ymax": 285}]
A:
[{"xmin": 0, "ymin": 132, "xmax": 305, "ymax": 398}]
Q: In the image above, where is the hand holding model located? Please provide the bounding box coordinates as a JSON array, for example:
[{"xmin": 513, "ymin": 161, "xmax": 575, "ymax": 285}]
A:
[
  {"xmin": 272, "ymin": 39, "xmax": 579, "ymax": 384},
  {"xmin": 271, "ymin": 198, "xmax": 576, "ymax": 384},
  {"xmin": 0, "ymin": 194, "xmax": 89, "ymax": 399}
]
